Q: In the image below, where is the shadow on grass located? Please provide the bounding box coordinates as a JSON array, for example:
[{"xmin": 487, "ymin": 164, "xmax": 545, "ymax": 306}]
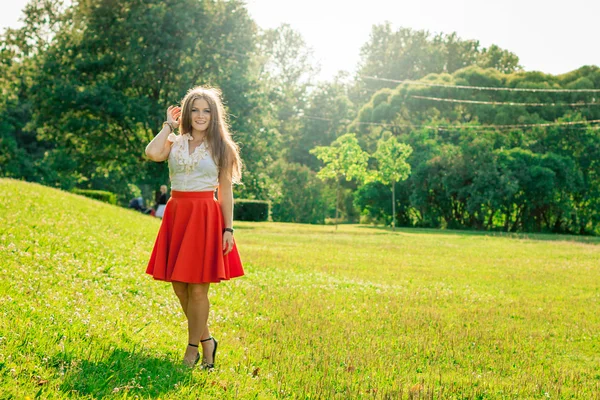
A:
[
  {"xmin": 58, "ymin": 347, "xmax": 199, "ymax": 398},
  {"xmin": 356, "ymin": 225, "xmax": 600, "ymax": 245}
]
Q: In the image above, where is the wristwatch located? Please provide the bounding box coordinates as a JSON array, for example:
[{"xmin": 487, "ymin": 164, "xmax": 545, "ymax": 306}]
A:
[{"xmin": 223, "ymin": 228, "xmax": 234, "ymax": 234}]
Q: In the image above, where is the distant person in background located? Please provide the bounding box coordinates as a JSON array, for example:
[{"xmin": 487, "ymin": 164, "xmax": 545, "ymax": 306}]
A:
[
  {"xmin": 144, "ymin": 86, "xmax": 244, "ymax": 369},
  {"xmin": 154, "ymin": 185, "xmax": 168, "ymax": 218},
  {"xmin": 128, "ymin": 196, "xmax": 151, "ymax": 214}
]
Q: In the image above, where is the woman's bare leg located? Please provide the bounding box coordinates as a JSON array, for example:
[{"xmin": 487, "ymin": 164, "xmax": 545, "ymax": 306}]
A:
[
  {"xmin": 172, "ymin": 282, "xmax": 214, "ymax": 365},
  {"xmin": 172, "ymin": 281, "xmax": 189, "ymax": 317},
  {"xmin": 200, "ymin": 325, "xmax": 213, "ymax": 364},
  {"xmin": 184, "ymin": 283, "xmax": 211, "ymax": 364}
]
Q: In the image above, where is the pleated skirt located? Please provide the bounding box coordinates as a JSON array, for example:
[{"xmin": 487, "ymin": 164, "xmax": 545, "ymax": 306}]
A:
[{"xmin": 145, "ymin": 190, "xmax": 244, "ymax": 283}]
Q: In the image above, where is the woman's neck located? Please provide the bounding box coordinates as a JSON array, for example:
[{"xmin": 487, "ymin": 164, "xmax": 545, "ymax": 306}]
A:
[{"xmin": 190, "ymin": 129, "xmax": 207, "ymax": 142}]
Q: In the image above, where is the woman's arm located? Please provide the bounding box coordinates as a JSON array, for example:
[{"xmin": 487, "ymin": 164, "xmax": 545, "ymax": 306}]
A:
[
  {"xmin": 218, "ymin": 161, "xmax": 235, "ymax": 255},
  {"xmin": 145, "ymin": 106, "xmax": 180, "ymax": 162},
  {"xmin": 145, "ymin": 124, "xmax": 173, "ymax": 162}
]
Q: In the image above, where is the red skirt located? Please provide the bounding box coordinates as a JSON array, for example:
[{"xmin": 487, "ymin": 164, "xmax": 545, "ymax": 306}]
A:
[{"xmin": 145, "ymin": 190, "xmax": 244, "ymax": 283}]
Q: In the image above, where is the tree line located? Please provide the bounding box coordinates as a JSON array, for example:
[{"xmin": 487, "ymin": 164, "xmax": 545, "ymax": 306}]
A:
[
  {"xmin": 1, "ymin": 0, "xmax": 598, "ymax": 235},
  {"xmin": 353, "ymin": 67, "xmax": 600, "ymax": 234}
]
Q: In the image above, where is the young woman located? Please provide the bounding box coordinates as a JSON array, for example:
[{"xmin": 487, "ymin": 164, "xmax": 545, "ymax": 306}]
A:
[
  {"xmin": 144, "ymin": 86, "xmax": 244, "ymax": 369},
  {"xmin": 153, "ymin": 184, "xmax": 168, "ymax": 218}
]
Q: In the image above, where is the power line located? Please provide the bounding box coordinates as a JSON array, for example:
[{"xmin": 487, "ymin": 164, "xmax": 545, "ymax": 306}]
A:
[
  {"xmin": 411, "ymin": 95, "xmax": 600, "ymax": 107},
  {"xmin": 300, "ymin": 115, "xmax": 333, "ymax": 121},
  {"xmin": 353, "ymin": 120, "xmax": 600, "ymax": 131},
  {"xmin": 361, "ymin": 75, "xmax": 600, "ymax": 93},
  {"xmin": 302, "ymin": 115, "xmax": 600, "ymax": 130}
]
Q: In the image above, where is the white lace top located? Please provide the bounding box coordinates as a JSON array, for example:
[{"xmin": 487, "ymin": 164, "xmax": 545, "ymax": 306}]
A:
[{"xmin": 167, "ymin": 132, "xmax": 219, "ymax": 192}]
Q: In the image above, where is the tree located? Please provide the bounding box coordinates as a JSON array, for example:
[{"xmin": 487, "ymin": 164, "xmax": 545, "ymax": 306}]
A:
[
  {"xmin": 16, "ymin": 0, "xmax": 273, "ymax": 201},
  {"xmin": 352, "ymin": 24, "xmax": 521, "ymax": 103},
  {"xmin": 0, "ymin": 0, "xmax": 69, "ymax": 183},
  {"xmin": 477, "ymin": 44, "xmax": 520, "ymax": 74},
  {"xmin": 256, "ymin": 23, "xmax": 318, "ymax": 161},
  {"xmin": 289, "ymin": 74, "xmax": 355, "ymax": 170},
  {"xmin": 351, "ymin": 66, "xmax": 600, "ymax": 233},
  {"xmin": 269, "ymin": 160, "xmax": 327, "ymax": 224},
  {"xmin": 310, "ymin": 133, "xmax": 369, "ymax": 229},
  {"xmin": 373, "ymin": 136, "xmax": 412, "ymax": 230}
]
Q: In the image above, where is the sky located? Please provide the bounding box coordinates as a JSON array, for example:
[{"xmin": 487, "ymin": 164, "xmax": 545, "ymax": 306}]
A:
[{"xmin": 2, "ymin": 0, "xmax": 599, "ymax": 82}]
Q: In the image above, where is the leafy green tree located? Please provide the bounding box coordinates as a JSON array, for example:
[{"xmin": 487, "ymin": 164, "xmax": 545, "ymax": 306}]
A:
[
  {"xmin": 269, "ymin": 160, "xmax": 327, "ymax": 224},
  {"xmin": 372, "ymin": 136, "xmax": 412, "ymax": 230},
  {"xmin": 495, "ymin": 148, "xmax": 577, "ymax": 232},
  {"xmin": 354, "ymin": 181, "xmax": 393, "ymax": 225},
  {"xmin": 14, "ymin": 0, "xmax": 275, "ymax": 202},
  {"xmin": 352, "ymin": 24, "xmax": 521, "ymax": 103},
  {"xmin": 257, "ymin": 23, "xmax": 317, "ymax": 161},
  {"xmin": 478, "ymin": 44, "xmax": 521, "ymax": 74},
  {"xmin": 0, "ymin": 0, "xmax": 68, "ymax": 183},
  {"xmin": 310, "ymin": 133, "xmax": 369, "ymax": 229},
  {"xmin": 532, "ymin": 115, "xmax": 598, "ymax": 233},
  {"xmin": 289, "ymin": 74, "xmax": 355, "ymax": 170},
  {"xmin": 357, "ymin": 66, "xmax": 600, "ymax": 136},
  {"xmin": 350, "ymin": 65, "xmax": 600, "ymax": 234}
]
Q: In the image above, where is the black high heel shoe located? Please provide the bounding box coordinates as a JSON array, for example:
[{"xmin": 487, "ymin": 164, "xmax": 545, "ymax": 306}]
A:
[
  {"xmin": 187, "ymin": 343, "xmax": 201, "ymax": 366},
  {"xmin": 200, "ymin": 337, "xmax": 218, "ymax": 369}
]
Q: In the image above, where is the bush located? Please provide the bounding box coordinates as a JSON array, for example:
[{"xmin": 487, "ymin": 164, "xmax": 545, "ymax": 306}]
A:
[
  {"xmin": 354, "ymin": 181, "xmax": 392, "ymax": 225},
  {"xmin": 270, "ymin": 161, "xmax": 327, "ymax": 224},
  {"xmin": 234, "ymin": 199, "xmax": 270, "ymax": 221},
  {"xmin": 72, "ymin": 189, "xmax": 118, "ymax": 205}
]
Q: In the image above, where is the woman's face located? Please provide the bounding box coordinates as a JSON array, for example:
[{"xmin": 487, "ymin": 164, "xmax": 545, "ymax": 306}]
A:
[{"xmin": 190, "ymin": 98, "xmax": 211, "ymax": 134}]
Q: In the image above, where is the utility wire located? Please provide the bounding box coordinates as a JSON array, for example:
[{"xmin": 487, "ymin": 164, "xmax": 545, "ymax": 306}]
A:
[
  {"xmin": 361, "ymin": 75, "xmax": 600, "ymax": 93},
  {"xmin": 411, "ymin": 95, "xmax": 600, "ymax": 107},
  {"xmin": 302, "ymin": 115, "xmax": 600, "ymax": 130}
]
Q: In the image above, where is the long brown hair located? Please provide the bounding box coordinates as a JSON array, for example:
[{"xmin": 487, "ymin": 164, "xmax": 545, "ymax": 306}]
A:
[{"xmin": 179, "ymin": 86, "xmax": 242, "ymax": 184}]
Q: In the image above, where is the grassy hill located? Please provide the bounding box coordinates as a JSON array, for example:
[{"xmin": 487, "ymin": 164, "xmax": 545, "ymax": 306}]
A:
[{"xmin": 0, "ymin": 178, "xmax": 599, "ymax": 399}]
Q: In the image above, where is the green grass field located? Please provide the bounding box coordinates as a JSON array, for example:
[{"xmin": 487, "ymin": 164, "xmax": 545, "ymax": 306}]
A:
[{"xmin": 1, "ymin": 178, "xmax": 599, "ymax": 399}]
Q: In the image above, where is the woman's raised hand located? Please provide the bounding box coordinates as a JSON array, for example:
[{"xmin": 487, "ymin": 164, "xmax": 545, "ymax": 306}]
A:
[{"xmin": 167, "ymin": 105, "xmax": 181, "ymax": 130}]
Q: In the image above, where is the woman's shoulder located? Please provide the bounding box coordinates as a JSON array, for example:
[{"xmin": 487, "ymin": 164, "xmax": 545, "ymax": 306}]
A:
[{"xmin": 167, "ymin": 132, "xmax": 182, "ymax": 144}]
